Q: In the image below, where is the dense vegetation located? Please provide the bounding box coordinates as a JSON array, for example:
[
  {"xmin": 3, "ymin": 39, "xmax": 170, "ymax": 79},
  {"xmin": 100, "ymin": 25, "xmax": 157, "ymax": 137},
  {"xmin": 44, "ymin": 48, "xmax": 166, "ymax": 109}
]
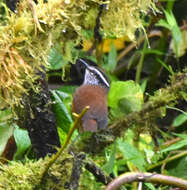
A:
[{"xmin": 0, "ymin": 0, "xmax": 186, "ymax": 189}]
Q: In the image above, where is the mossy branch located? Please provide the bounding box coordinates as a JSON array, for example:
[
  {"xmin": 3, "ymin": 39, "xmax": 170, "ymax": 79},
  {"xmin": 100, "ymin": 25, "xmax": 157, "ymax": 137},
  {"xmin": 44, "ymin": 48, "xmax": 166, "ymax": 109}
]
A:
[
  {"xmin": 0, "ymin": 0, "xmax": 158, "ymax": 110},
  {"xmin": 105, "ymin": 172, "xmax": 187, "ymax": 190},
  {"xmin": 110, "ymin": 71, "xmax": 187, "ymax": 134},
  {"xmin": 85, "ymin": 159, "xmax": 112, "ymax": 185},
  {"xmin": 27, "ymin": 0, "xmax": 44, "ymax": 34},
  {"xmin": 73, "ymin": 71, "xmax": 187, "ymax": 154},
  {"xmin": 39, "ymin": 106, "xmax": 90, "ymax": 183}
]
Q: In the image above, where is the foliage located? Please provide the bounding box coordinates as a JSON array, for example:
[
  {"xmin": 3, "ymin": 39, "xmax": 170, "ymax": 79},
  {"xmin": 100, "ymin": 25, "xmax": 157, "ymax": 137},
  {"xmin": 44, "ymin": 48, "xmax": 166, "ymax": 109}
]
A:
[
  {"xmin": 0, "ymin": 109, "xmax": 14, "ymax": 155},
  {"xmin": 0, "ymin": 0, "xmax": 157, "ymax": 110},
  {"xmin": 13, "ymin": 125, "xmax": 31, "ymax": 160},
  {"xmin": 117, "ymin": 138, "xmax": 146, "ymax": 171},
  {"xmin": 51, "ymin": 90, "xmax": 73, "ymax": 133},
  {"xmin": 156, "ymin": 9, "xmax": 182, "ymax": 58},
  {"xmin": 0, "ymin": 0, "xmax": 187, "ymax": 190},
  {"xmin": 108, "ymin": 81, "xmax": 143, "ymax": 118}
]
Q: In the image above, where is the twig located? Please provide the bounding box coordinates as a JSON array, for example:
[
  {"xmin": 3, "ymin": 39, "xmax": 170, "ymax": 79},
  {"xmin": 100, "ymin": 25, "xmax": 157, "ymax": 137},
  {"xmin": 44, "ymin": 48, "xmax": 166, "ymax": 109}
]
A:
[
  {"xmin": 87, "ymin": 2, "xmax": 106, "ymax": 56},
  {"xmin": 72, "ymin": 72, "xmax": 187, "ymax": 155},
  {"xmin": 39, "ymin": 106, "xmax": 90, "ymax": 183},
  {"xmin": 85, "ymin": 159, "xmax": 112, "ymax": 185},
  {"xmin": 69, "ymin": 153, "xmax": 86, "ymax": 190},
  {"xmin": 181, "ymin": 20, "xmax": 187, "ymax": 31},
  {"xmin": 27, "ymin": 0, "xmax": 44, "ymax": 34},
  {"xmin": 105, "ymin": 172, "xmax": 187, "ymax": 190},
  {"xmin": 116, "ymin": 30, "xmax": 162, "ymax": 62},
  {"xmin": 162, "ymin": 137, "xmax": 181, "ymax": 148},
  {"xmin": 147, "ymin": 151, "xmax": 187, "ymax": 171}
]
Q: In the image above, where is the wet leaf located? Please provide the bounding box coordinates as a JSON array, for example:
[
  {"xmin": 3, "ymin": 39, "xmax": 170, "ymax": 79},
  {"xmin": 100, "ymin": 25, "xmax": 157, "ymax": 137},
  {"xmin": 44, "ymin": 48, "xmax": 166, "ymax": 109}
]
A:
[
  {"xmin": 13, "ymin": 124, "xmax": 31, "ymax": 160},
  {"xmin": 117, "ymin": 139, "xmax": 146, "ymax": 171},
  {"xmin": 0, "ymin": 109, "xmax": 14, "ymax": 156},
  {"xmin": 108, "ymin": 81, "xmax": 143, "ymax": 117},
  {"xmin": 51, "ymin": 90, "xmax": 73, "ymax": 133},
  {"xmin": 103, "ymin": 143, "xmax": 116, "ymax": 174}
]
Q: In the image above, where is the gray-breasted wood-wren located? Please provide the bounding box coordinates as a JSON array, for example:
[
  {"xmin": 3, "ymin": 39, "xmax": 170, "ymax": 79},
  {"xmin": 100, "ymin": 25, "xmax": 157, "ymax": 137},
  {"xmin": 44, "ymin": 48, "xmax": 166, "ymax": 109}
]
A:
[{"xmin": 72, "ymin": 58, "xmax": 110, "ymax": 132}]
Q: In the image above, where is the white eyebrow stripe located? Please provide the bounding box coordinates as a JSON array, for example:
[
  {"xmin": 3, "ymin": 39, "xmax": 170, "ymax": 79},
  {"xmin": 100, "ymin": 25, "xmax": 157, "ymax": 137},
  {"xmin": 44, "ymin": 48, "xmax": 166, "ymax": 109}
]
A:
[
  {"xmin": 89, "ymin": 66, "xmax": 110, "ymax": 88},
  {"xmin": 79, "ymin": 58, "xmax": 110, "ymax": 88},
  {"xmin": 79, "ymin": 58, "xmax": 89, "ymax": 67}
]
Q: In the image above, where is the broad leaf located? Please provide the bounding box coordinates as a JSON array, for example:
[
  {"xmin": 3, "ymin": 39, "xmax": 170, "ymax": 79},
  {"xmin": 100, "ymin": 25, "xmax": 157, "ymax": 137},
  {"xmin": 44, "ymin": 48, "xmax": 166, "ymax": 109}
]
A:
[
  {"xmin": 168, "ymin": 156, "xmax": 187, "ymax": 179},
  {"xmin": 0, "ymin": 109, "xmax": 14, "ymax": 156},
  {"xmin": 108, "ymin": 81, "xmax": 143, "ymax": 117},
  {"xmin": 0, "ymin": 125, "xmax": 14, "ymax": 156},
  {"xmin": 51, "ymin": 90, "xmax": 73, "ymax": 133},
  {"xmin": 13, "ymin": 124, "xmax": 31, "ymax": 160},
  {"xmin": 117, "ymin": 139, "xmax": 146, "ymax": 171},
  {"xmin": 103, "ymin": 143, "xmax": 116, "ymax": 174},
  {"xmin": 47, "ymin": 46, "xmax": 65, "ymax": 70}
]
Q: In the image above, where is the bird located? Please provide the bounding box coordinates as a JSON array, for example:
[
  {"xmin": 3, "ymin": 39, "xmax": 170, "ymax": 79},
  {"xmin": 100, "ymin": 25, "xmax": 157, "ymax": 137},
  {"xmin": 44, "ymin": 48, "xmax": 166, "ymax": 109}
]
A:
[{"xmin": 72, "ymin": 58, "xmax": 110, "ymax": 133}]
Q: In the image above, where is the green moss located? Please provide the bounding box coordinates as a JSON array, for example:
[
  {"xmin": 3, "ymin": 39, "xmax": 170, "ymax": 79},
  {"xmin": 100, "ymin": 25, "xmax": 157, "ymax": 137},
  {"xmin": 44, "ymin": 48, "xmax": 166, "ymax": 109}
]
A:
[
  {"xmin": 0, "ymin": 0, "xmax": 158, "ymax": 110},
  {"xmin": 101, "ymin": 0, "xmax": 157, "ymax": 40},
  {"xmin": 0, "ymin": 159, "xmax": 44, "ymax": 189},
  {"xmin": 0, "ymin": 152, "xmax": 73, "ymax": 190}
]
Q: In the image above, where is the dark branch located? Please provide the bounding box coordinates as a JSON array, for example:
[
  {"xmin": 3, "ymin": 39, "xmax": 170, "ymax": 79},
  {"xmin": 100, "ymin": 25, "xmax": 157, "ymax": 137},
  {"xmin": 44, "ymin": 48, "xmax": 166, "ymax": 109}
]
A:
[
  {"xmin": 68, "ymin": 153, "xmax": 86, "ymax": 190},
  {"xmin": 85, "ymin": 159, "xmax": 112, "ymax": 185}
]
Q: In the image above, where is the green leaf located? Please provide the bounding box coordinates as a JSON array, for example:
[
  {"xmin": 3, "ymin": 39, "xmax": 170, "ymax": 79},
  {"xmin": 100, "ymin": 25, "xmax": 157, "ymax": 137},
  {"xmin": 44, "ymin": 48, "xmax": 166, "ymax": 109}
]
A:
[
  {"xmin": 13, "ymin": 124, "xmax": 31, "ymax": 160},
  {"xmin": 107, "ymin": 43, "xmax": 117, "ymax": 72},
  {"xmin": 157, "ymin": 58, "xmax": 174, "ymax": 75},
  {"xmin": 167, "ymin": 156, "xmax": 187, "ymax": 179},
  {"xmin": 143, "ymin": 49, "xmax": 164, "ymax": 55},
  {"xmin": 145, "ymin": 183, "xmax": 156, "ymax": 190},
  {"xmin": 0, "ymin": 108, "xmax": 12, "ymax": 125},
  {"xmin": 47, "ymin": 46, "xmax": 65, "ymax": 70},
  {"xmin": 0, "ymin": 109, "xmax": 14, "ymax": 155},
  {"xmin": 108, "ymin": 81, "xmax": 143, "ymax": 117},
  {"xmin": 140, "ymin": 78, "xmax": 148, "ymax": 93},
  {"xmin": 161, "ymin": 133, "xmax": 187, "ymax": 153},
  {"xmin": 117, "ymin": 139, "xmax": 146, "ymax": 171},
  {"xmin": 172, "ymin": 113, "xmax": 187, "ymax": 127},
  {"xmin": 103, "ymin": 143, "xmax": 116, "ymax": 174},
  {"xmin": 0, "ymin": 124, "xmax": 14, "ymax": 156},
  {"xmin": 156, "ymin": 19, "xmax": 171, "ymax": 30},
  {"xmin": 171, "ymin": 30, "xmax": 187, "ymax": 57},
  {"xmin": 57, "ymin": 127, "xmax": 67, "ymax": 145},
  {"xmin": 58, "ymin": 85, "xmax": 76, "ymax": 94},
  {"xmin": 173, "ymin": 133, "xmax": 187, "ymax": 139},
  {"xmin": 156, "ymin": 10, "xmax": 182, "ymax": 57},
  {"xmin": 51, "ymin": 90, "xmax": 73, "ymax": 133}
]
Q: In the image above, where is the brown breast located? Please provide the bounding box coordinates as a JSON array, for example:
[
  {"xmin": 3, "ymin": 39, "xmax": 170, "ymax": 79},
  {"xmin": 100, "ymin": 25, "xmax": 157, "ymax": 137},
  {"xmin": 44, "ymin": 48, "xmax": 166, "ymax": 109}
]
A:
[{"xmin": 72, "ymin": 84, "xmax": 108, "ymax": 132}]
